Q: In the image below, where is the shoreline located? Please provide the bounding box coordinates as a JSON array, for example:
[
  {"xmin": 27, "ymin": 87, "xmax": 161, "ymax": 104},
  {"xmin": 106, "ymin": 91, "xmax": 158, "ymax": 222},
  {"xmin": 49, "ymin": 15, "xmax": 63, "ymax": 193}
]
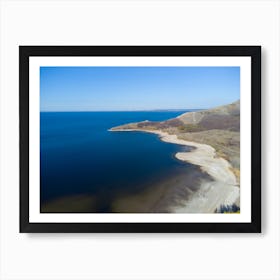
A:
[{"xmin": 110, "ymin": 128, "xmax": 240, "ymax": 213}]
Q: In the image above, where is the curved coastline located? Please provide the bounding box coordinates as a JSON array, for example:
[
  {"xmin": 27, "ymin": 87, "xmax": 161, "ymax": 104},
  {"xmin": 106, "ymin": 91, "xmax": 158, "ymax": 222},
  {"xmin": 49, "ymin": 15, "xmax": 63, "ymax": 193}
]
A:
[{"xmin": 109, "ymin": 128, "xmax": 240, "ymax": 213}]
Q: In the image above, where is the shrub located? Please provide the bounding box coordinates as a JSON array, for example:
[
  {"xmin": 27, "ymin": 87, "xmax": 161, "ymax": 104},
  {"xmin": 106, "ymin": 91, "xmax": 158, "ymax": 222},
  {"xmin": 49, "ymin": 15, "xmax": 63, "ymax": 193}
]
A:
[{"xmin": 215, "ymin": 203, "xmax": 240, "ymax": 213}]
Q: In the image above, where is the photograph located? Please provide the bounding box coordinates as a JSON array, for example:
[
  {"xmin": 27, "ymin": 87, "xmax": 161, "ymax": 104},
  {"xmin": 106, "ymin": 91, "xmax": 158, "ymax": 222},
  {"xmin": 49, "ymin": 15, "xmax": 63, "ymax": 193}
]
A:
[
  {"xmin": 20, "ymin": 46, "xmax": 261, "ymax": 232},
  {"xmin": 40, "ymin": 66, "xmax": 240, "ymax": 214}
]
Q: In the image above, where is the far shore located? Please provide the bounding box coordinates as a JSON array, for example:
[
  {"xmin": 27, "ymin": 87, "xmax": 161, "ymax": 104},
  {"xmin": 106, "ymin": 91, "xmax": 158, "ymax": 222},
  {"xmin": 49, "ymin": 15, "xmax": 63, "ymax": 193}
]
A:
[{"xmin": 109, "ymin": 128, "xmax": 240, "ymax": 213}]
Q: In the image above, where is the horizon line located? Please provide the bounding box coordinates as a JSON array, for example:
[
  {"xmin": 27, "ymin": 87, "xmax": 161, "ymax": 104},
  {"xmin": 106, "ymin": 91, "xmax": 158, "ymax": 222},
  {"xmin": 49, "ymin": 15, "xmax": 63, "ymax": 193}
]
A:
[{"xmin": 40, "ymin": 108, "xmax": 205, "ymax": 113}]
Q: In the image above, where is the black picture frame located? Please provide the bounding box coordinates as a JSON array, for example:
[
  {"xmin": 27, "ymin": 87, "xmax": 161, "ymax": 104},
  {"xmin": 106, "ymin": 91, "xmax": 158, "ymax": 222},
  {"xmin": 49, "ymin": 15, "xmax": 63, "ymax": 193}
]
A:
[{"xmin": 20, "ymin": 46, "xmax": 261, "ymax": 233}]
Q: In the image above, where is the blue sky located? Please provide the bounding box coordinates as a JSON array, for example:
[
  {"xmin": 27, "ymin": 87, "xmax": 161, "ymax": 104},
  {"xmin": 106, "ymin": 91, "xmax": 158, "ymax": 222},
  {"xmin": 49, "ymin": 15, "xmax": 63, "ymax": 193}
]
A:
[{"xmin": 40, "ymin": 66, "xmax": 240, "ymax": 112}]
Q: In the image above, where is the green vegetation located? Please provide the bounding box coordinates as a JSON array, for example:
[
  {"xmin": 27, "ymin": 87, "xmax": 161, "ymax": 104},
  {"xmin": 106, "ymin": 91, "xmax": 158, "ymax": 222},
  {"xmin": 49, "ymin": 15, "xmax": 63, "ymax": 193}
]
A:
[{"xmin": 177, "ymin": 124, "xmax": 204, "ymax": 132}]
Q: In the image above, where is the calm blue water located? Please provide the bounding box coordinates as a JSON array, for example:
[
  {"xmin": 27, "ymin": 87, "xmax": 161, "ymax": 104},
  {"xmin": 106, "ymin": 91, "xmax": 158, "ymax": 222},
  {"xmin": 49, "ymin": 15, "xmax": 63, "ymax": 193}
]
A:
[{"xmin": 40, "ymin": 111, "xmax": 194, "ymax": 212}]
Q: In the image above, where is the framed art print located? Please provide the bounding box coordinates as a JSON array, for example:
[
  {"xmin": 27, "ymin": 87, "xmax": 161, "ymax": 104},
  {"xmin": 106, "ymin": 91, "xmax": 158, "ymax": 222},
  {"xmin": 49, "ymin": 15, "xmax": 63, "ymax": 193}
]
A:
[{"xmin": 19, "ymin": 46, "xmax": 261, "ymax": 233}]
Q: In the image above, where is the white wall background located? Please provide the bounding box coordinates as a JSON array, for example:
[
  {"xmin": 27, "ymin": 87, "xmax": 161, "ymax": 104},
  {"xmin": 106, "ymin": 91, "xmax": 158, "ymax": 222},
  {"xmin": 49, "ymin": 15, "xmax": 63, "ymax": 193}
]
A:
[{"xmin": 0, "ymin": 0, "xmax": 279, "ymax": 279}]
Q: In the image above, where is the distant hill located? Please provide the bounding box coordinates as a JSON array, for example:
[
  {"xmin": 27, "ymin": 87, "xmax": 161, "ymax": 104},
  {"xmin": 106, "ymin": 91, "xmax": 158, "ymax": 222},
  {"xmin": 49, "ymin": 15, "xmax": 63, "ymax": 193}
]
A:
[
  {"xmin": 176, "ymin": 100, "xmax": 240, "ymax": 132},
  {"xmin": 111, "ymin": 100, "xmax": 240, "ymax": 133},
  {"xmin": 179, "ymin": 100, "xmax": 240, "ymax": 124}
]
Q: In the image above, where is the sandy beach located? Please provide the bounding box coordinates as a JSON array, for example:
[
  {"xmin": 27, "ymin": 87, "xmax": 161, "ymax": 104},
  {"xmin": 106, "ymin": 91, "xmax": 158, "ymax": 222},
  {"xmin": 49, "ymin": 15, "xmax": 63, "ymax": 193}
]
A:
[{"xmin": 110, "ymin": 128, "xmax": 240, "ymax": 213}]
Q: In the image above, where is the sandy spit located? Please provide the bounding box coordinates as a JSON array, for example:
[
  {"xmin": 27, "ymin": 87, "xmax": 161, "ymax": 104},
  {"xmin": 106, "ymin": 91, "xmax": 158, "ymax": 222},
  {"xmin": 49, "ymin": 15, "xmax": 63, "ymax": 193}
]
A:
[{"xmin": 109, "ymin": 128, "xmax": 240, "ymax": 213}]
